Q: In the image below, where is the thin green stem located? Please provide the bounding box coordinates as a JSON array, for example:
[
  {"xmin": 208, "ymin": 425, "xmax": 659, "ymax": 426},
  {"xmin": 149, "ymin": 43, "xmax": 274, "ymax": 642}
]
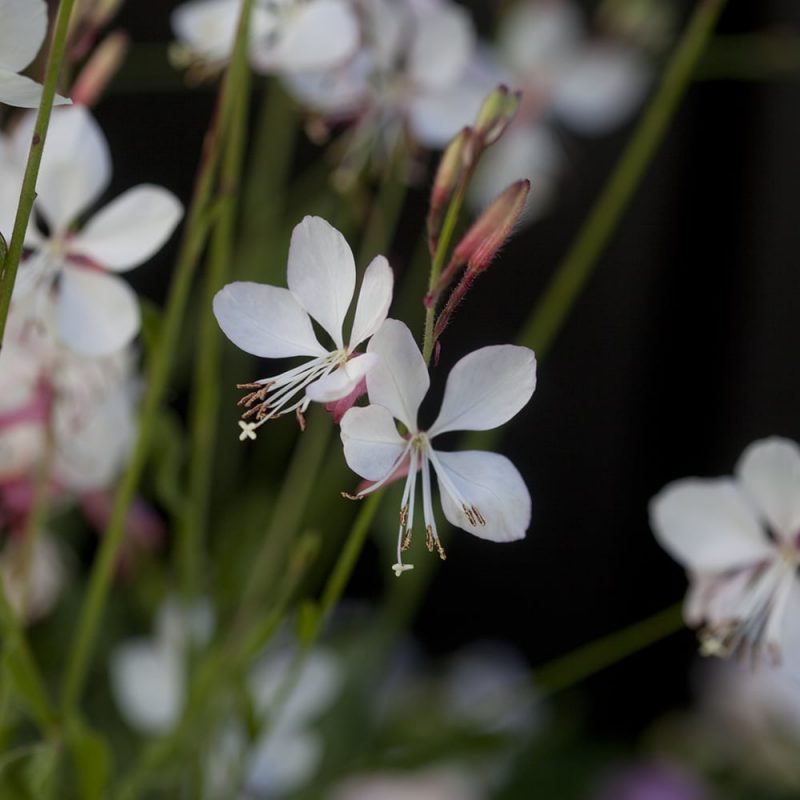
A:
[
  {"xmin": 0, "ymin": 0, "xmax": 79, "ymax": 347},
  {"xmin": 60, "ymin": 0, "xmax": 257, "ymax": 714},
  {"xmin": 517, "ymin": 0, "xmax": 729, "ymax": 358},
  {"xmin": 421, "ymin": 181, "xmax": 467, "ymax": 364},
  {"xmin": 0, "ymin": 580, "xmax": 56, "ymax": 734},
  {"xmin": 180, "ymin": 68, "xmax": 252, "ymax": 598},
  {"xmin": 536, "ymin": 603, "xmax": 684, "ymax": 695},
  {"xmin": 237, "ymin": 407, "xmax": 333, "ymax": 617}
]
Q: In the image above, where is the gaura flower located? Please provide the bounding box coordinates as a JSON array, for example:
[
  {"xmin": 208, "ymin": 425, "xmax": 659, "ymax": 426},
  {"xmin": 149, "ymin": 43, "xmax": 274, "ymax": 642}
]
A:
[
  {"xmin": 340, "ymin": 319, "xmax": 535, "ymax": 576},
  {"xmin": 0, "ymin": 105, "xmax": 183, "ymax": 356},
  {"xmin": 170, "ymin": 0, "xmax": 359, "ymax": 78},
  {"xmin": 213, "ymin": 216, "xmax": 393, "ymax": 437},
  {"xmin": 0, "ymin": 0, "xmax": 71, "ymax": 108},
  {"xmin": 650, "ymin": 437, "xmax": 800, "ymax": 669}
]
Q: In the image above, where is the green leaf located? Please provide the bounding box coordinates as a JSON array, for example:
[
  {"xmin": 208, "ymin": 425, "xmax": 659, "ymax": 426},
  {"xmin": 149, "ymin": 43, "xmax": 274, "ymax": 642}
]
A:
[
  {"xmin": 2, "ymin": 643, "xmax": 52, "ymax": 730},
  {"xmin": 66, "ymin": 717, "xmax": 111, "ymax": 800},
  {"xmin": 0, "ymin": 743, "xmax": 59, "ymax": 800}
]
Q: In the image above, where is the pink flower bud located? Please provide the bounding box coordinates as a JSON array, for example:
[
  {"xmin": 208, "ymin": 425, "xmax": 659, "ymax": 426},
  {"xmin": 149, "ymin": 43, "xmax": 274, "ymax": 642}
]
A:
[
  {"xmin": 427, "ymin": 127, "xmax": 472, "ymax": 257},
  {"xmin": 71, "ymin": 32, "xmax": 130, "ymax": 107}
]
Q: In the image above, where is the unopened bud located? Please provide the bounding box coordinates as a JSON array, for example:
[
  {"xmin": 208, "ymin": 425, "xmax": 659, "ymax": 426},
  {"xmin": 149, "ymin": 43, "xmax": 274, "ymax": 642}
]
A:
[
  {"xmin": 71, "ymin": 32, "xmax": 130, "ymax": 107},
  {"xmin": 453, "ymin": 179, "xmax": 530, "ymax": 274},
  {"xmin": 431, "ymin": 180, "xmax": 530, "ymax": 346},
  {"xmin": 69, "ymin": 0, "xmax": 125, "ymax": 62},
  {"xmin": 470, "ymin": 85, "xmax": 522, "ymax": 157},
  {"xmin": 427, "ymin": 127, "xmax": 471, "ymax": 257}
]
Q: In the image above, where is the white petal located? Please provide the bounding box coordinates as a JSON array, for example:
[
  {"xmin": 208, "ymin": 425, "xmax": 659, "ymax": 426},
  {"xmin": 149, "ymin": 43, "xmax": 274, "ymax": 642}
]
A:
[
  {"xmin": 58, "ymin": 267, "xmax": 140, "ymax": 356},
  {"xmin": 498, "ymin": 0, "xmax": 582, "ymax": 78},
  {"xmin": 13, "ymin": 106, "xmax": 110, "ymax": 232},
  {"xmin": 552, "ymin": 44, "xmax": 649, "ymax": 135},
  {"xmin": 171, "ymin": 0, "xmax": 243, "ymax": 63},
  {"xmin": 0, "ymin": 0, "xmax": 47, "ymax": 73},
  {"xmin": 258, "ymin": 0, "xmax": 359, "ymax": 73},
  {"xmin": 340, "ymin": 404, "xmax": 407, "ymax": 481},
  {"xmin": 429, "ymin": 345, "xmax": 536, "ymax": 437},
  {"xmin": 0, "ymin": 422, "xmax": 44, "ymax": 481},
  {"xmin": 409, "ymin": 4, "xmax": 474, "ymax": 92},
  {"xmin": 433, "ymin": 449, "xmax": 531, "ymax": 542},
  {"xmin": 281, "ymin": 55, "xmax": 369, "ymax": 115},
  {"xmin": 287, "ymin": 216, "xmax": 355, "ymax": 350},
  {"xmin": 110, "ymin": 641, "xmax": 184, "ymax": 734},
  {"xmin": 0, "ymin": 70, "xmax": 70, "ymax": 109},
  {"xmin": 213, "ymin": 281, "xmax": 326, "ymax": 359},
  {"xmin": 736, "ymin": 437, "xmax": 800, "ymax": 542},
  {"xmin": 365, "ymin": 319, "xmax": 428, "ymax": 433},
  {"xmin": 468, "ymin": 125, "xmax": 563, "ymax": 223},
  {"xmin": 348, "ymin": 255, "xmax": 393, "ymax": 349},
  {"xmin": 408, "ymin": 81, "xmax": 487, "ymax": 149},
  {"xmin": 68, "ymin": 185, "xmax": 183, "ymax": 272},
  {"xmin": 305, "ymin": 353, "xmax": 376, "ymax": 403},
  {"xmin": 649, "ymin": 479, "xmax": 774, "ymax": 572},
  {"xmin": 245, "ymin": 731, "xmax": 321, "ymax": 796}
]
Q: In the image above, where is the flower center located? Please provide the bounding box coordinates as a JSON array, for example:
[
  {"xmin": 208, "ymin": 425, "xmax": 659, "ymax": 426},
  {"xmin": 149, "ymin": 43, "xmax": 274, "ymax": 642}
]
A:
[
  {"xmin": 235, "ymin": 351, "xmax": 345, "ymax": 437},
  {"xmin": 699, "ymin": 548, "xmax": 799, "ymax": 668}
]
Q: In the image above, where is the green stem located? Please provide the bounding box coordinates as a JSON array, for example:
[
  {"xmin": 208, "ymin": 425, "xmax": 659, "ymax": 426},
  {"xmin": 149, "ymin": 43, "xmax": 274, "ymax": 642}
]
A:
[
  {"xmin": 0, "ymin": 0, "xmax": 79, "ymax": 347},
  {"xmin": 60, "ymin": 0, "xmax": 257, "ymax": 714},
  {"xmin": 0, "ymin": 580, "xmax": 55, "ymax": 734},
  {"xmin": 237, "ymin": 407, "xmax": 333, "ymax": 617},
  {"xmin": 180, "ymin": 69, "xmax": 252, "ymax": 598},
  {"xmin": 535, "ymin": 603, "xmax": 684, "ymax": 695},
  {"xmin": 421, "ymin": 181, "xmax": 467, "ymax": 364},
  {"xmin": 517, "ymin": 0, "xmax": 729, "ymax": 357}
]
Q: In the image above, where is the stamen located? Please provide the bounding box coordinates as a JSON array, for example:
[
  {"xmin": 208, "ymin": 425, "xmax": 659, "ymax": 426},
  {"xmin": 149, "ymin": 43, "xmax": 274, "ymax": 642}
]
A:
[
  {"xmin": 425, "ymin": 525, "xmax": 434, "ymax": 552},
  {"xmin": 341, "ymin": 492, "xmax": 363, "ymax": 501},
  {"xmin": 427, "ymin": 448, "xmax": 485, "ymax": 528},
  {"xmin": 401, "ymin": 529, "xmax": 412, "ymax": 551},
  {"xmin": 295, "ymin": 406, "xmax": 306, "ymax": 431}
]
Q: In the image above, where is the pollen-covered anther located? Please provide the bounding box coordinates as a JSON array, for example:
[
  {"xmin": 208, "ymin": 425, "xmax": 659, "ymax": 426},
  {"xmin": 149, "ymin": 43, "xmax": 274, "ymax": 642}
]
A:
[
  {"xmin": 295, "ymin": 407, "xmax": 306, "ymax": 431},
  {"xmin": 401, "ymin": 529, "xmax": 412, "ymax": 551},
  {"xmin": 399, "ymin": 504, "xmax": 409, "ymax": 527},
  {"xmin": 341, "ymin": 491, "xmax": 363, "ymax": 500},
  {"xmin": 436, "ymin": 540, "xmax": 447, "ymax": 561},
  {"xmin": 473, "ymin": 506, "xmax": 486, "ymax": 526},
  {"xmin": 237, "ymin": 382, "xmax": 272, "ymax": 407},
  {"xmin": 425, "ymin": 526, "xmax": 435, "ymax": 553}
]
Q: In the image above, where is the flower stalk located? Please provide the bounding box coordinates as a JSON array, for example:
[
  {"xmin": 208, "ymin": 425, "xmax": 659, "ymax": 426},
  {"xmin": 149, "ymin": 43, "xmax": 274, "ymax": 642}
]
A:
[
  {"xmin": 0, "ymin": 0, "xmax": 80, "ymax": 349},
  {"xmin": 60, "ymin": 0, "xmax": 258, "ymax": 714}
]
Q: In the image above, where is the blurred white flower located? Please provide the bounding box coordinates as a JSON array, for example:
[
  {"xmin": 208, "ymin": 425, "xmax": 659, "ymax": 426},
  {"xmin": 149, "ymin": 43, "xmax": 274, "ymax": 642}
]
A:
[
  {"xmin": 283, "ymin": 0, "xmax": 487, "ymax": 173},
  {"xmin": 0, "ymin": 533, "xmax": 66, "ymax": 622},
  {"xmin": 0, "ymin": 105, "xmax": 183, "ymax": 356},
  {"xmin": 340, "ymin": 319, "xmax": 535, "ymax": 575},
  {"xmin": 650, "ymin": 437, "xmax": 800, "ymax": 671},
  {"xmin": 469, "ymin": 0, "xmax": 650, "ymax": 220},
  {"xmin": 243, "ymin": 648, "xmax": 341, "ymax": 796},
  {"xmin": 171, "ymin": 0, "xmax": 359, "ymax": 76},
  {"xmin": 0, "ymin": 0, "xmax": 71, "ymax": 108},
  {"xmin": 110, "ymin": 597, "xmax": 215, "ymax": 734},
  {"xmin": 214, "ymin": 215, "xmax": 393, "ymax": 435},
  {"xmin": 330, "ymin": 766, "xmax": 484, "ymax": 800}
]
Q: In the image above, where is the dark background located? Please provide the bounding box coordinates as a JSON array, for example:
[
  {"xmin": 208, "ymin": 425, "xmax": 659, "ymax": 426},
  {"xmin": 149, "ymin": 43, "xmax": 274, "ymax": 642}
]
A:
[{"xmin": 85, "ymin": 0, "xmax": 800, "ymax": 748}]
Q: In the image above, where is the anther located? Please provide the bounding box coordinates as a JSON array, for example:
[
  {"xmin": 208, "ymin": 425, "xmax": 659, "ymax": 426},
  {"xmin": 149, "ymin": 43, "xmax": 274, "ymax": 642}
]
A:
[
  {"xmin": 462, "ymin": 504, "xmax": 477, "ymax": 526},
  {"xmin": 425, "ymin": 526, "xmax": 434, "ymax": 552},
  {"xmin": 472, "ymin": 506, "xmax": 486, "ymax": 526},
  {"xmin": 436, "ymin": 541, "xmax": 447, "ymax": 560},
  {"xmin": 399, "ymin": 504, "xmax": 409, "ymax": 527},
  {"xmin": 341, "ymin": 491, "xmax": 363, "ymax": 500},
  {"xmin": 401, "ymin": 529, "xmax": 412, "ymax": 551},
  {"xmin": 296, "ymin": 407, "xmax": 306, "ymax": 431}
]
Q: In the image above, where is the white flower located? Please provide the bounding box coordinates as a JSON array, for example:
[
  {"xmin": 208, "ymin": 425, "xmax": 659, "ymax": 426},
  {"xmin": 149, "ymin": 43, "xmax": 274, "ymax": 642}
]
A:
[
  {"xmin": 110, "ymin": 597, "xmax": 215, "ymax": 734},
  {"xmin": 213, "ymin": 216, "xmax": 393, "ymax": 435},
  {"xmin": 171, "ymin": 0, "xmax": 359, "ymax": 76},
  {"xmin": 243, "ymin": 648, "xmax": 341, "ymax": 796},
  {"xmin": 1, "ymin": 105, "xmax": 183, "ymax": 356},
  {"xmin": 340, "ymin": 319, "xmax": 535, "ymax": 576},
  {"xmin": 0, "ymin": 0, "xmax": 71, "ymax": 108},
  {"xmin": 650, "ymin": 437, "xmax": 800, "ymax": 669},
  {"xmin": 283, "ymin": 0, "xmax": 487, "ymax": 159},
  {"xmin": 469, "ymin": 0, "xmax": 649, "ymax": 219}
]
